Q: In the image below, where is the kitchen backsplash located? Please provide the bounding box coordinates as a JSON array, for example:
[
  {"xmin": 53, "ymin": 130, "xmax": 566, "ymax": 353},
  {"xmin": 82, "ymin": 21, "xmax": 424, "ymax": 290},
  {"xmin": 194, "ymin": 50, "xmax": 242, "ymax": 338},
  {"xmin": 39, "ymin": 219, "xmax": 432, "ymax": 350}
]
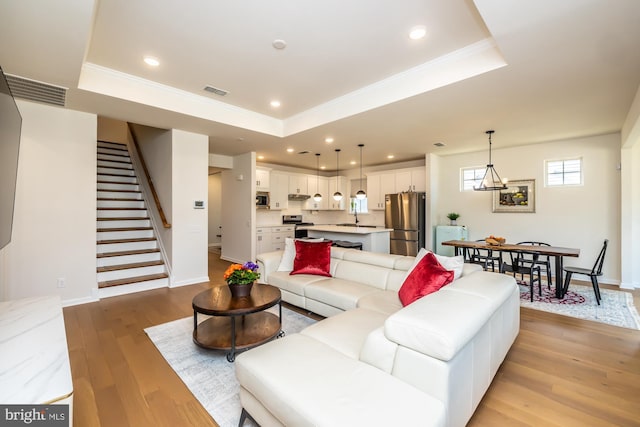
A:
[{"xmin": 256, "ymin": 200, "xmax": 385, "ymax": 227}]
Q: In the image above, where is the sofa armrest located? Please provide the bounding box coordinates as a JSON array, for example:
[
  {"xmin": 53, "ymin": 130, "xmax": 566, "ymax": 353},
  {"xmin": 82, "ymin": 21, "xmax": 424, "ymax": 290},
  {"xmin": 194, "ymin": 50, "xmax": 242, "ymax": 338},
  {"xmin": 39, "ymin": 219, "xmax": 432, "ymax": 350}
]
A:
[
  {"xmin": 461, "ymin": 263, "xmax": 483, "ymax": 277},
  {"xmin": 256, "ymin": 250, "xmax": 284, "ymax": 284}
]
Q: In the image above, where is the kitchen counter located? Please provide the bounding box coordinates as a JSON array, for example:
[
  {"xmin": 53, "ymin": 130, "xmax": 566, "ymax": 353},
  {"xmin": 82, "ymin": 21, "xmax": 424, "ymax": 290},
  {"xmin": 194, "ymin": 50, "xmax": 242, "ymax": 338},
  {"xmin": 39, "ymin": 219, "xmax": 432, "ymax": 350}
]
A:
[{"xmin": 298, "ymin": 225, "xmax": 392, "ymax": 253}]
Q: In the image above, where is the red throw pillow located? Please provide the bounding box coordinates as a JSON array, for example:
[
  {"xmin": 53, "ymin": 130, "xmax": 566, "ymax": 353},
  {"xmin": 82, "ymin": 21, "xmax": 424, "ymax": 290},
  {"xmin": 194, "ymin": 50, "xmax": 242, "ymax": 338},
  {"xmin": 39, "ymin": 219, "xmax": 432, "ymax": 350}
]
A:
[
  {"xmin": 398, "ymin": 252, "xmax": 454, "ymax": 306},
  {"xmin": 291, "ymin": 240, "xmax": 332, "ymax": 277}
]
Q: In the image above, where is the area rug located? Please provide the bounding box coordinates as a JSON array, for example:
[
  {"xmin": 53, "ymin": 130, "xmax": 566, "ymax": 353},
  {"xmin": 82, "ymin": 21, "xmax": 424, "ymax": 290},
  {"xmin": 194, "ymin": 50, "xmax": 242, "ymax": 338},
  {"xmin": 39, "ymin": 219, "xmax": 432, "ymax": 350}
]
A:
[
  {"xmin": 519, "ymin": 283, "xmax": 640, "ymax": 329},
  {"xmin": 144, "ymin": 307, "xmax": 316, "ymax": 427}
]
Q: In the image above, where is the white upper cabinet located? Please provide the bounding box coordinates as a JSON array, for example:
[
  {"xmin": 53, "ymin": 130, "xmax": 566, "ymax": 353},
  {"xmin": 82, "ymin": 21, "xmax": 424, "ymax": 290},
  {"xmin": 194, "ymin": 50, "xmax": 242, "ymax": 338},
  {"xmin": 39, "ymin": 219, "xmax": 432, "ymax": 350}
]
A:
[
  {"xmin": 288, "ymin": 174, "xmax": 308, "ymax": 195},
  {"xmin": 327, "ymin": 176, "xmax": 347, "ymax": 210},
  {"xmin": 367, "ymin": 172, "xmax": 396, "ymax": 210},
  {"xmin": 256, "ymin": 167, "xmax": 270, "ymax": 191},
  {"xmin": 305, "ymin": 175, "xmax": 329, "ymax": 210},
  {"xmin": 395, "ymin": 167, "xmax": 426, "ymax": 193},
  {"xmin": 270, "ymin": 172, "xmax": 289, "ymax": 210}
]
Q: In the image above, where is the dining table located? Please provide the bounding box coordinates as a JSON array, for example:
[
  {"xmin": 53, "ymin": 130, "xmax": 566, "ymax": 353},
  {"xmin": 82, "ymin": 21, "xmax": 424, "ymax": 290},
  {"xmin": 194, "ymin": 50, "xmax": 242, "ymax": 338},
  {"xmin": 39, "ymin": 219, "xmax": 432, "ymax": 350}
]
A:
[{"xmin": 441, "ymin": 240, "xmax": 580, "ymax": 299}]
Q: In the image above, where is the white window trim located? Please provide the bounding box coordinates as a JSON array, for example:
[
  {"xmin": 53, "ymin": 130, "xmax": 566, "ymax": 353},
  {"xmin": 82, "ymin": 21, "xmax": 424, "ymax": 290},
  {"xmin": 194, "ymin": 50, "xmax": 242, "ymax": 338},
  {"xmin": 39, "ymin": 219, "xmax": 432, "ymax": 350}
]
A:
[
  {"xmin": 460, "ymin": 166, "xmax": 487, "ymax": 192},
  {"xmin": 544, "ymin": 157, "xmax": 583, "ymax": 187}
]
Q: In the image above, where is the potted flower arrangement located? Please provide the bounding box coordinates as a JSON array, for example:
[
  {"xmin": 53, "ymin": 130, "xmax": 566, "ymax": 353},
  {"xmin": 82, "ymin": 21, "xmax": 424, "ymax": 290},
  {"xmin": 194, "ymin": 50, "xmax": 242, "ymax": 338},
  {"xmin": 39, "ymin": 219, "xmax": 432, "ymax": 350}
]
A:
[
  {"xmin": 224, "ymin": 261, "xmax": 260, "ymax": 298},
  {"xmin": 446, "ymin": 212, "xmax": 460, "ymax": 226}
]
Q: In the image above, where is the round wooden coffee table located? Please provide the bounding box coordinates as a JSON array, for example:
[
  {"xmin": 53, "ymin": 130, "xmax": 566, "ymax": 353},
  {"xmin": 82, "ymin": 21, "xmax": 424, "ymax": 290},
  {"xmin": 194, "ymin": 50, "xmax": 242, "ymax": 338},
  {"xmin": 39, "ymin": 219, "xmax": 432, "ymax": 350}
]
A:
[{"xmin": 192, "ymin": 283, "xmax": 282, "ymax": 362}]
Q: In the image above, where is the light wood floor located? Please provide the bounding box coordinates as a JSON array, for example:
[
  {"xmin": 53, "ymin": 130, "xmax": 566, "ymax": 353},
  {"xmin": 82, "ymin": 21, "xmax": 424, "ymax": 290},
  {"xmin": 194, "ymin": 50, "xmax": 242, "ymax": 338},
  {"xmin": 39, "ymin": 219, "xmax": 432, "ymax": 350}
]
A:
[{"xmin": 63, "ymin": 253, "xmax": 640, "ymax": 427}]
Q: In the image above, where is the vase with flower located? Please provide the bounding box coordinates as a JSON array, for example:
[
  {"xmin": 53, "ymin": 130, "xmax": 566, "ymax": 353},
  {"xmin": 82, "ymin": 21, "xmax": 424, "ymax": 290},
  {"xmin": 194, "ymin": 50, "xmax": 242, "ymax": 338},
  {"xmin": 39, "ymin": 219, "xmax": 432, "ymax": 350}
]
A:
[{"xmin": 224, "ymin": 261, "xmax": 261, "ymax": 298}]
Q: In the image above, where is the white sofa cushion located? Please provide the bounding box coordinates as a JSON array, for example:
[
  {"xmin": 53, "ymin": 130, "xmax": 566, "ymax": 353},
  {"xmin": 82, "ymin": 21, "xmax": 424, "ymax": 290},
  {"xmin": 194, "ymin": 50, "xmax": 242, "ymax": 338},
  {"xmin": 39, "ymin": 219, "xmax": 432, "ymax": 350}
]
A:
[
  {"xmin": 356, "ymin": 289, "xmax": 402, "ymax": 315},
  {"xmin": 236, "ymin": 334, "xmax": 446, "ymax": 427},
  {"xmin": 267, "ymin": 270, "xmax": 329, "ymax": 297},
  {"xmin": 384, "ymin": 272, "xmax": 517, "ymax": 361},
  {"xmin": 300, "ymin": 308, "xmax": 388, "ymax": 358},
  {"xmin": 304, "ymin": 278, "xmax": 379, "ymax": 312}
]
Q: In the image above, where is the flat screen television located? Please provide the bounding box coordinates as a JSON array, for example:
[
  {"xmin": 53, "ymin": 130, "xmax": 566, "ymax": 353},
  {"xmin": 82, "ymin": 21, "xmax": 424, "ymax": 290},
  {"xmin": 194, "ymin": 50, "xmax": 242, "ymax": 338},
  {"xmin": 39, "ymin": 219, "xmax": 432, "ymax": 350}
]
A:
[{"xmin": 0, "ymin": 66, "xmax": 22, "ymax": 250}]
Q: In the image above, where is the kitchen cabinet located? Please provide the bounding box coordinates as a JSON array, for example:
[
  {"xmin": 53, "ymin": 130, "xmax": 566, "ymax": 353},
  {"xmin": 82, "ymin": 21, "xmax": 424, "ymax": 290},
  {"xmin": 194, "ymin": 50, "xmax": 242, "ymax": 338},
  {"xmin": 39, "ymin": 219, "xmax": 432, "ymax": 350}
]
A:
[
  {"xmin": 327, "ymin": 176, "xmax": 347, "ymax": 210},
  {"xmin": 288, "ymin": 174, "xmax": 308, "ymax": 195},
  {"xmin": 256, "ymin": 167, "xmax": 270, "ymax": 191},
  {"xmin": 305, "ymin": 176, "xmax": 329, "ymax": 210},
  {"xmin": 256, "ymin": 225, "xmax": 294, "ymax": 253},
  {"xmin": 367, "ymin": 172, "xmax": 396, "ymax": 210},
  {"xmin": 395, "ymin": 167, "xmax": 426, "ymax": 193},
  {"xmin": 270, "ymin": 172, "xmax": 289, "ymax": 210}
]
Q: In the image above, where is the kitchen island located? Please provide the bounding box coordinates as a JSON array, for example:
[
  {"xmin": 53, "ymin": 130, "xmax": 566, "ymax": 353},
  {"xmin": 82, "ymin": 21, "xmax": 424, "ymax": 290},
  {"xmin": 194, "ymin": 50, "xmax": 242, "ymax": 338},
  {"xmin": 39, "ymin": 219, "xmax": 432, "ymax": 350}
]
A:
[{"xmin": 298, "ymin": 225, "xmax": 392, "ymax": 253}]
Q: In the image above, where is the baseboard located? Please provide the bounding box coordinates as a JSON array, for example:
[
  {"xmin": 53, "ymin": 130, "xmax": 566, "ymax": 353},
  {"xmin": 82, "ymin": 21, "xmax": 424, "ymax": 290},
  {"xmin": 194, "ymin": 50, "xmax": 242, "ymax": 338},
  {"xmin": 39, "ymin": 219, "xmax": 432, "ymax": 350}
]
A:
[
  {"xmin": 208, "ymin": 243, "xmax": 221, "ymax": 248},
  {"xmin": 62, "ymin": 295, "xmax": 100, "ymax": 307},
  {"xmin": 170, "ymin": 276, "xmax": 210, "ymax": 288}
]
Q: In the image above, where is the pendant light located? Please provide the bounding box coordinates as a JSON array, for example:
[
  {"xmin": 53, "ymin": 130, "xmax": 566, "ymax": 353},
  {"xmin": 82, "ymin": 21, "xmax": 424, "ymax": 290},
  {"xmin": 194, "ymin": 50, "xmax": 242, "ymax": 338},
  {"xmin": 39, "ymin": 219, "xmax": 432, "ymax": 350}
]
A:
[
  {"xmin": 474, "ymin": 130, "xmax": 508, "ymax": 191},
  {"xmin": 313, "ymin": 153, "xmax": 322, "ymax": 202},
  {"xmin": 356, "ymin": 144, "xmax": 366, "ymax": 199},
  {"xmin": 333, "ymin": 149, "xmax": 343, "ymax": 201}
]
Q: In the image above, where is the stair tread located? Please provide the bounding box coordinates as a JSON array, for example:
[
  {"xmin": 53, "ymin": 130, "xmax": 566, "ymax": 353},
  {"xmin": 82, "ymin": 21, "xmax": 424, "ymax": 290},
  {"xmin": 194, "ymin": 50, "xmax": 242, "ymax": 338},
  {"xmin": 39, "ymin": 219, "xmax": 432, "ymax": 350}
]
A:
[
  {"xmin": 97, "ymin": 158, "xmax": 132, "ymax": 165},
  {"xmin": 97, "ymin": 165, "xmax": 134, "ymax": 171},
  {"xmin": 97, "ymin": 172, "xmax": 137, "ymax": 178},
  {"xmin": 97, "ymin": 260, "xmax": 164, "ymax": 272},
  {"xmin": 97, "ymin": 207, "xmax": 146, "ymax": 210},
  {"xmin": 99, "ymin": 273, "xmax": 169, "ymax": 289},
  {"xmin": 97, "ymin": 226, "xmax": 153, "ymax": 232},
  {"xmin": 97, "ymin": 150, "xmax": 130, "ymax": 158},
  {"xmin": 97, "ymin": 217, "xmax": 150, "ymax": 221},
  {"xmin": 97, "ymin": 180, "xmax": 139, "ymax": 185},
  {"xmin": 97, "ymin": 237, "xmax": 157, "ymax": 244},
  {"xmin": 98, "ymin": 140, "xmax": 127, "ymax": 147},
  {"xmin": 97, "ymin": 248, "xmax": 160, "ymax": 258},
  {"xmin": 97, "ymin": 197, "xmax": 143, "ymax": 202},
  {"xmin": 97, "ymin": 189, "xmax": 141, "ymax": 193}
]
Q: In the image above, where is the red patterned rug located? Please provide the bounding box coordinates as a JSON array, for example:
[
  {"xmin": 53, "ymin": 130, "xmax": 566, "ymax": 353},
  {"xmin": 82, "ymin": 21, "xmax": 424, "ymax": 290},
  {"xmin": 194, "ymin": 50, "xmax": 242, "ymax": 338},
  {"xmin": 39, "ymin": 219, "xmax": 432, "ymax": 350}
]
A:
[{"xmin": 516, "ymin": 280, "xmax": 640, "ymax": 329}]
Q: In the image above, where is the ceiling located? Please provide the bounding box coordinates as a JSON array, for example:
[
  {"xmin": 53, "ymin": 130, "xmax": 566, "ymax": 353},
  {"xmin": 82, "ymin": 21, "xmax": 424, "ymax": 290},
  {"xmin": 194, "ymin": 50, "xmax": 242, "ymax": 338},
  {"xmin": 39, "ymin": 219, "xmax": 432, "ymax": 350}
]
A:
[{"xmin": 1, "ymin": 0, "xmax": 639, "ymax": 171}]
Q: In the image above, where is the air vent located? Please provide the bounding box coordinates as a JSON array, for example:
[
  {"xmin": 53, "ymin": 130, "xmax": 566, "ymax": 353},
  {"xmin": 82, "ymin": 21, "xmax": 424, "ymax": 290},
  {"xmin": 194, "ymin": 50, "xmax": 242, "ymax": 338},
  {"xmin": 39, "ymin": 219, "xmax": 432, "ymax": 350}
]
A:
[
  {"xmin": 204, "ymin": 85, "xmax": 228, "ymax": 96},
  {"xmin": 5, "ymin": 74, "xmax": 66, "ymax": 107},
  {"xmin": 434, "ymin": 142, "xmax": 446, "ymax": 147},
  {"xmin": 298, "ymin": 150, "xmax": 310, "ymax": 154}
]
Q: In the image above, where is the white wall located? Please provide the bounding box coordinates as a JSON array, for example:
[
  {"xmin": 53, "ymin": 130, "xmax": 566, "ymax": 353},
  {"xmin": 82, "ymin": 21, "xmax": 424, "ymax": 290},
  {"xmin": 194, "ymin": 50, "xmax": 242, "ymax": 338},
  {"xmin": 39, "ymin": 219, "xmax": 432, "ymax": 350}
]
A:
[
  {"xmin": 221, "ymin": 152, "xmax": 255, "ymax": 263},
  {"xmin": 4, "ymin": 101, "xmax": 96, "ymax": 304},
  {"xmin": 208, "ymin": 173, "xmax": 222, "ymax": 246},
  {"xmin": 132, "ymin": 124, "xmax": 174, "ymax": 264},
  {"xmin": 432, "ymin": 133, "xmax": 621, "ymax": 284},
  {"xmin": 170, "ymin": 129, "xmax": 209, "ymax": 286},
  {"xmin": 97, "ymin": 116, "xmax": 129, "ymax": 144}
]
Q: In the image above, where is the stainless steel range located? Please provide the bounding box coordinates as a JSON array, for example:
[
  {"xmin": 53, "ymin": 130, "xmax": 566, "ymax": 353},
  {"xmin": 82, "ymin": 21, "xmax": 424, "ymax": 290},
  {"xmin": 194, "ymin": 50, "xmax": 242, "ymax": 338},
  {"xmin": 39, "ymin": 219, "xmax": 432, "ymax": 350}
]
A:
[{"xmin": 282, "ymin": 215, "xmax": 314, "ymax": 238}]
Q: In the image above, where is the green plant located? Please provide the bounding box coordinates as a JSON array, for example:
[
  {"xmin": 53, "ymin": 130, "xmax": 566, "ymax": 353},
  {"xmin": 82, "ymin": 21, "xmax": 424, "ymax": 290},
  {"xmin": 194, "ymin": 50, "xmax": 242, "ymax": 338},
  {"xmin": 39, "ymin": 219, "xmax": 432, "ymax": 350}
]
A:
[
  {"xmin": 446, "ymin": 212, "xmax": 460, "ymax": 221},
  {"xmin": 224, "ymin": 261, "xmax": 260, "ymax": 285}
]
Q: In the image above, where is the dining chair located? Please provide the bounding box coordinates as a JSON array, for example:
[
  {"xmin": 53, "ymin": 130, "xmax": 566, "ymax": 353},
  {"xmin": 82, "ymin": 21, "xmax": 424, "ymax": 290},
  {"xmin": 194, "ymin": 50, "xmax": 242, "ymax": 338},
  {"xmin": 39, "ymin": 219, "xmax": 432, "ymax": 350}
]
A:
[
  {"xmin": 517, "ymin": 241, "xmax": 552, "ymax": 288},
  {"xmin": 562, "ymin": 239, "xmax": 608, "ymax": 305},
  {"xmin": 470, "ymin": 240, "xmax": 502, "ymax": 272},
  {"xmin": 501, "ymin": 251, "xmax": 542, "ymax": 302}
]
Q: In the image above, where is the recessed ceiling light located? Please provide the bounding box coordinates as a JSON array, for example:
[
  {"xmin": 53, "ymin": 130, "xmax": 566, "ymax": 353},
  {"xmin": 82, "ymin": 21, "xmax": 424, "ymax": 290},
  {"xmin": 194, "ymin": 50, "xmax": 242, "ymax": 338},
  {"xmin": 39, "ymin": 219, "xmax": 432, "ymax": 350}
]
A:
[
  {"xmin": 286, "ymin": 148, "xmax": 294, "ymax": 153},
  {"xmin": 272, "ymin": 39, "xmax": 287, "ymax": 50},
  {"xmin": 387, "ymin": 155, "xmax": 395, "ymax": 159},
  {"xmin": 257, "ymin": 155, "xmax": 265, "ymax": 160},
  {"xmin": 143, "ymin": 56, "xmax": 160, "ymax": 66},
  {"xmin": 320, "ymin": 166, "xmax": 326, "ymax": 170},
  {"xmin": 409, "ymin": 25, "xmax": 427, "ymax": 40},
  {"xmin": 350, "ymin": 160, "xmax": 356, "ymax": 165},
  {"xmin": 270, "ymin": 100, "xmax": 281, "ymax": 108},
  {"xmin": 325, "ymin": 137, "xmax": 334, "ymax": 143}
]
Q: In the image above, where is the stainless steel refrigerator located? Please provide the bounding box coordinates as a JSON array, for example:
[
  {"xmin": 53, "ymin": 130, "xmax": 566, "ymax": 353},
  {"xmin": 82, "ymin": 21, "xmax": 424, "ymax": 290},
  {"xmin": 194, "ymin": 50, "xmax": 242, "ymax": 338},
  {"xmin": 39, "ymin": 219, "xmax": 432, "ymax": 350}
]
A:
[{"xmin": 385, "ymin": 192, "xmax": 426, "ymax": 256}]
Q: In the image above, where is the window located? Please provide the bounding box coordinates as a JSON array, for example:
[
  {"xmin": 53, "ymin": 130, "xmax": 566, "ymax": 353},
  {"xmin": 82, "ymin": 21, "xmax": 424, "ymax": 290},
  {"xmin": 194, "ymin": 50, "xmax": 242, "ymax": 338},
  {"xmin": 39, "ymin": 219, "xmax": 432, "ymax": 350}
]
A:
[
  {"xmin": 349, "ymin": 197, "xmax": 368, "ymax": 214},
  {"xmin": 461, "ymin": 167, "xmax": 486, "ymax": 191},
  {"xmin": 545, "ymin": 158, "xmax": 582, "ymax": 186}
]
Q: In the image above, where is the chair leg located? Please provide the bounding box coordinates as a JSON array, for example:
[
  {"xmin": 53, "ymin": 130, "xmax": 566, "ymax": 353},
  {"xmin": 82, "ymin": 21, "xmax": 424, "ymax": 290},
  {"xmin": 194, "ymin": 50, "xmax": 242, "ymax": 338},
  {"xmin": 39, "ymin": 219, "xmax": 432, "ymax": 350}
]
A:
[
  {"xmin": 590, "ymin": 276, "xmax": 601, "ymax": 305},
  {"xmin": 562, "ymin": 271, "xmax": 572, "ymax": 297},
  {"xmin": 546, "ymin": 262, "xmax": 552, "ymax": 289}
]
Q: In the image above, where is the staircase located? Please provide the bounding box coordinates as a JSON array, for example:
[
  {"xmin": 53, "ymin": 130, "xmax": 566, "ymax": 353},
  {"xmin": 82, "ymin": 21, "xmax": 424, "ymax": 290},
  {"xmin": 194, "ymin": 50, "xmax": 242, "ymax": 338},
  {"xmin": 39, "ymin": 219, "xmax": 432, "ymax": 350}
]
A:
[{"xmin": 96, "ymin": 140, "xmax": 169, "ymax": 298}]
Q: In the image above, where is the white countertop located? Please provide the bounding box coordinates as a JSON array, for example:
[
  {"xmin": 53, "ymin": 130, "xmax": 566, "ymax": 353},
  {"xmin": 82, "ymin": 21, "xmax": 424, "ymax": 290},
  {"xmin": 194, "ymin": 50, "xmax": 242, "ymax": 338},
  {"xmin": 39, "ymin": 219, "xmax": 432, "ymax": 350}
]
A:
[
  {"xmin": 0, "ymin": 295, "xmax": 73, "ymax": 404},
  {"xmin": 299, "ymin": 225, "xmax": 392, "ymax": 234}
]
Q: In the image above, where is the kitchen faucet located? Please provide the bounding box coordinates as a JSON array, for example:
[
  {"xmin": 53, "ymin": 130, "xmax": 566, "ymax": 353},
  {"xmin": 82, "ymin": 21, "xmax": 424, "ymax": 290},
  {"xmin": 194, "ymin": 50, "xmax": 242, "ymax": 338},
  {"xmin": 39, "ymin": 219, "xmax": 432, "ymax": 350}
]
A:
[{"xmin": 354, "ymin": 208, "xmax": 360, "ymax": 225}]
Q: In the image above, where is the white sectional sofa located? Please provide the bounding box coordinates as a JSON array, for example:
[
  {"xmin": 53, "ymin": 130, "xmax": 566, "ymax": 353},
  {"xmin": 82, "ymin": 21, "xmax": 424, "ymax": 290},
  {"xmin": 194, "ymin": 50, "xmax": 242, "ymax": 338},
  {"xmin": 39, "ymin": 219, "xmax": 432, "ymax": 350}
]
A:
[{"xmin": 236, "ymin": 247, "xmax": 520, "ymax": 427}]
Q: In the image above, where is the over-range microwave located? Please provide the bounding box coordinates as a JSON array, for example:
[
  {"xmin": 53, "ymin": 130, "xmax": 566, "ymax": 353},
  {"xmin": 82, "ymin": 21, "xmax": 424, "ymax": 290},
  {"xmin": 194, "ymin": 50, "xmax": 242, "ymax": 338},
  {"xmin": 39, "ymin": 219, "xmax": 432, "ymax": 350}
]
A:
[{"xmin": 256, "ymin": 191, "xmax": 270, "ymax": 209}]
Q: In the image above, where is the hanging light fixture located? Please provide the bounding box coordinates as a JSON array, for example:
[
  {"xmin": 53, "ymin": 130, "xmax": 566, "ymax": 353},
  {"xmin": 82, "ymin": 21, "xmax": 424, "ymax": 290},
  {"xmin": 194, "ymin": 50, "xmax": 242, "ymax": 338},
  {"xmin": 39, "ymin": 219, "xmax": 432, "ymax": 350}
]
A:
[
  {"xmin": 313, "ymin": 153, "xmax": 322, "ymax": 202},
  {"xmin": 474, "ymin": 130, "xmax": 508, "ymax": 191},
  {"xmin": 356, "ymin": 144, "xmax": 366, "ymax": 199},
  {"xmin": 333, "ymin": 149, "xmax": 343, "ymax": 201}
]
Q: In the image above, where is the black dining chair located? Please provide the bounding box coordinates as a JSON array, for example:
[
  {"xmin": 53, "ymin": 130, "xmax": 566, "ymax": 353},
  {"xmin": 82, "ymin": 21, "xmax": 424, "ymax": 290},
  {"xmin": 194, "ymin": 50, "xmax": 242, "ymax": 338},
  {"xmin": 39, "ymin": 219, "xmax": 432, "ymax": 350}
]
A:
[
  {"xmin": 500, "ymin": 252, "xmax": 542, "ymax": 302},
  {"xmin": 470, "ymin": 240, "xmax": 502, "ymax": 272},
  {"xmin": 562, "ymin": 239, "xmax": 608, "ymax": 305},
  {"xmin": 517, "ymin": 241, "xmax": 553, "ymax": 288},
  {"xmin": 501, "ymin": 251, "xmax": 542, "ymax": 301}
]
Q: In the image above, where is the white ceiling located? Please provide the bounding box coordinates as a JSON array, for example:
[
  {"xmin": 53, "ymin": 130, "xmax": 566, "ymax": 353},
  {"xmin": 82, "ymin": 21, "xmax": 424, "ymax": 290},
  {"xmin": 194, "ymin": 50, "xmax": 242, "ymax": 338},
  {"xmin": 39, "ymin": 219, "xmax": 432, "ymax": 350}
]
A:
[{"xmin": 1, "ymin": 0, "xmax": 639, "ymax": 170}]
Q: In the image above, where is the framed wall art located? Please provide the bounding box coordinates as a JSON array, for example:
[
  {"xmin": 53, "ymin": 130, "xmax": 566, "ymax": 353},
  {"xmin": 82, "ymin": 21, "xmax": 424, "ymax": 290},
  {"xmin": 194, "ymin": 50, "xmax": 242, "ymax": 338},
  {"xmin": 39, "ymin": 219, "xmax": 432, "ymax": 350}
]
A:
[{"xmin": 492, "ymin": 179, "xmax": 535, "ymax": 213}]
